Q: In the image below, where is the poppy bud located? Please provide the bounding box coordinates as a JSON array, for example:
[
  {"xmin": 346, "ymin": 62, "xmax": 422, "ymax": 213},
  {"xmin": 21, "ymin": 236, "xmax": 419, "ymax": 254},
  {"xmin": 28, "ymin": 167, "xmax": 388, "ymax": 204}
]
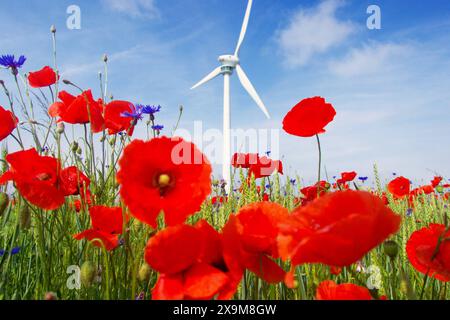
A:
[
  {"xmin": 50, "ymin": 25, "xmax": 56, "ymax": 33},
  {"xmin": 62, "ymin": 79, "xmax": 72, "ymax": 85},
  {"xmin": 71, "ymin": 142, "xmax": 79, "ymax": 152},
  {"xmin": 0, "ymin": 192, "xmax": 9, "ymax": 216},
  {"xmin": 383, "ymin": 240, "xmax": 399, "ymax": 259},
  {"xmin": 80, "ymin": 261, "xmax": 96, "ymax": 287},
  {"xmin": 44, "ymin": 292, "xmax": 57, "ymax": 300},
  {"xmin": 138, "ymin": 263, "xmax": 152, "ymax": 282},
  {"xmin": 56, "ymin": 122, "xmax": 65, "ymax": 134},
  {"xmin": 109, "ymin": 136, "xmax": 116, "ymax": 146},
  {"xmin": 76, "ymin": 147, "xmax": 82, "ymax": 155},
  {"xmin": 19, "ymin": 204, "xmax": 31, "ymax": 230},
  {"xmin": 102, "ymin": 54, "xmax": 108, "ymax": 63},
  {"xmin": 99, "ymin": 135, "xmax": 105, "ymax": 143}
]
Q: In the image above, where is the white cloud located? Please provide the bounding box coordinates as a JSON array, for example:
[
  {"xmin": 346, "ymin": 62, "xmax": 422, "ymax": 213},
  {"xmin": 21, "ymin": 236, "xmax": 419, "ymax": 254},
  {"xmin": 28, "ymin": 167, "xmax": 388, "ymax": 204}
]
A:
[
  {"xmin": 101, "ymin": 0, "xmax": 159, "ymax": 19},
  {"xmin": 276, "ymin": 0, "xmax": 354, "ymax": 67},
  {"xmin": 329, "ymin": 42, "xmax": 409, "ymax": 77}
]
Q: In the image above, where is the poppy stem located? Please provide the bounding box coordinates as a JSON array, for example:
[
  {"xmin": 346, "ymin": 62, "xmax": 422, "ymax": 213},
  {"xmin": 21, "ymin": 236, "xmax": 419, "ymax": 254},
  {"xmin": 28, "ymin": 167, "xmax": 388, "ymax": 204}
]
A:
[{"xmin": 316, "ymin": 134, "xmax": 322, "ymax": 183}]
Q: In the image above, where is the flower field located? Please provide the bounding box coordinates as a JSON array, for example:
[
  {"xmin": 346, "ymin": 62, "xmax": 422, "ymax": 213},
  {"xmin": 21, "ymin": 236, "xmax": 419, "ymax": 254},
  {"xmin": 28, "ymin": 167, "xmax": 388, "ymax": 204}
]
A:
[{"xmin": 0, "ymin": 27, "xmax": 449, "ymax": 301}]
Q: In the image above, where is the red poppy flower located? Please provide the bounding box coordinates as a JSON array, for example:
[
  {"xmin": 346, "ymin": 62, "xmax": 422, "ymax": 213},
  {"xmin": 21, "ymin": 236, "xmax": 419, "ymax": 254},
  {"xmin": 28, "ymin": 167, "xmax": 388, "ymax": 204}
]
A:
[
  {"xmin": 316, "ymin": 280, "xmax": 372, "ymax": 300},
  {"xmin": 104, "ymin": 100, "xmax": 136, "ymax": 135},
  {"xmin": 0, "ymin": 105, "xmax": 18, "ymax": 141},
  {"xmin": 27, "ymin": 66, "xmax": 58, "ymax": 88},
  {"xmin": 340, "ymin": 171, "xmax": 357, "ymax": 182},
  {"xmin": 231, "ymin": 153, "xmax": 259, "ymax": 169},
  {"xmin": 222, "ymin": 202, "xmax": 288, "ymax": 283},
  {"xmin": 406, "ymin": 224, "xmax": 450, "ymax": 282},
  {"xmin": 117, "ymin": 137, "xmax": 212, "ymax": 227},
  {"xmin": 431, "ymin": 176, "xmax": 443, "ymax": 188},
  {"xmin": 282, "ymin": 96, "xmax": 336, "ymax": 137},
  {"xmin": 48, "ymin": 90, "xmax": 75, "ymax": 118},
  {"xmin": 48, "ymin": 90, "xmax": 104, "ymax": 133},
  {"xmin": 387, "ymin": 176, "xmax": 411, "ymax": 198},
  {"xmin": 248, "ymin": 157, "xmax": 283, "ymax": 179},
  {"xmin": 278, "ymin": 190, "xmax": 401, "ymax": 267},
  {"xmin": 74, "ymin": 206, "xmax": 123, "ymax": 251},
  {"xmin": 59, "ymin": 166, "xmax": 90, "ymax": 196},
  {"xmin": 300, "ymin": 181, "xmax": 330, "ymax": 204},
  {"xmin": 145, "ymin": 221, "xmax": 242, "ymax": 300},
  {"xmin": 410, "ymin": 185, "xmax": 434, "ymax": 197},
  {"xmin": 0, "ymin": 149, "xmax": 65, "ymax": 210},
  {"xmin": 212, "ymin": 196, "xmax": 227, "ymax": 205}
]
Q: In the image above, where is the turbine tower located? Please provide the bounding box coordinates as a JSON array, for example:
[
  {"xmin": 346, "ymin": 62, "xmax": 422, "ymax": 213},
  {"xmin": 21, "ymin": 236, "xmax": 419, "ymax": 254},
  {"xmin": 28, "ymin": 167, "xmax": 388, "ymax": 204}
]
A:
[{"xmin": 191, "ymin": 0, "xmax": 270, "ymax": 190}]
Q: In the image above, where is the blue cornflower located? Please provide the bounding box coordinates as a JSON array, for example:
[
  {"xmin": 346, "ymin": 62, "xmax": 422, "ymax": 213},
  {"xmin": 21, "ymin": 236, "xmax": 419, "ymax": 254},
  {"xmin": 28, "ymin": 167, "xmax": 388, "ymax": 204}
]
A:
[
  {"xmin": 11, "ymin": 247, "xmax": 21, "ymax": 255},
  {"xmin": 135, "ymin": 292, "xmax": 145, "ymax": 300},
  {"xmin": 406, "ymin": 208, "xmax": 413, "ymax": 217},
  {"xmin": 358, "ymin": 176, "xmax": 368, "ymax": 182},
  {"xmin": 122, "ymin": 104, "xmax": 161, "ymax": 120},
  {"xmin": 266, "ymin": 184, "xmax": 271, "ymax": 189},
  {"xmin": 392, "ymin": 172, "xmax": 397, "ymax": 176},
  {"xmin": 141, "ymin": 104, "xmax": 161, "ymax": 115},
  {"xmin": 290, "ymin": 179, "xmax": 296, "ymax": 185},
  {"xmin": 0, "ymin": 55, "xmax": 26, "ymax": 74},
  {"xmin": 152, "ymin": 125, "xmax": 164, "ymax": 131},
  {"xmin": 265, "ymin": 151, "xmax": 271, "ymax": 156},
  {"xmin": 0, "ymin": 249, "xmax": 5, "ymax": 256}
]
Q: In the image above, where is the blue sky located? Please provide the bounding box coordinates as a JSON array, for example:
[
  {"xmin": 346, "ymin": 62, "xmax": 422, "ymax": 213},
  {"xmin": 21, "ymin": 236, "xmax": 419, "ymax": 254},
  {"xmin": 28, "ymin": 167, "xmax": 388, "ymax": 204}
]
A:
[{"xmin": 1, "ymin": 0, "xmax": 450, "ymax": 185}]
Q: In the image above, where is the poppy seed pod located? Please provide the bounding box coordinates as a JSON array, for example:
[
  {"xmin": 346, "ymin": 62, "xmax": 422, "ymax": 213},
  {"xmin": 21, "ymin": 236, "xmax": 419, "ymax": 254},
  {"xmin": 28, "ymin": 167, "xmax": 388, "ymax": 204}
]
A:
[
  {"xmin": 138, "ymin": 263, "xmax": 152, "ymax": 282},
  {"xmin": 19, "ymin": 204, "xmax": 31, "ymax": 229},
  {"xmin": 0, "ymin": 192, "xmax": 9, "ymax": 216},
  {"xmin": 436, "ymin": 185, "xmax": 444, "ymax": 194},
  {"xmin": 80, "ymin": 261, "xmax": 96, "ymax": 287},
  {"xmin": 50, "ymin": 25, "xmax": 56, "ymax": 33},
  {"xmin": 383, "ymin": 240, "xmax": 399, "ymax": 259}
]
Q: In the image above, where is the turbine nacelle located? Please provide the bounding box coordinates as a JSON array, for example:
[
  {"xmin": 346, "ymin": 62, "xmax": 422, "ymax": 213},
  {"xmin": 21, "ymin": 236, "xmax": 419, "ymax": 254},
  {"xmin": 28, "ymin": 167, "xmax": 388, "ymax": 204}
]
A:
[
  {"xmin": 218, "ymin": 55, "xmax": 239, "ymax": 67},
  {"xmin": 218, "ymin": 55, "xmax": 239, "ymax": 75}
]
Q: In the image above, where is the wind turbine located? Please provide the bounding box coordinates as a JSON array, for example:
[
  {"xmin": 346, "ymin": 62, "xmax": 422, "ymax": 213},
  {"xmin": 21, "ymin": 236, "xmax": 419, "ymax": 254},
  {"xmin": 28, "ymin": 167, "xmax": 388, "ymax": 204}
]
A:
[{"xmin": 191, "ymin": 0, "xmax": 270, "ymax": 190}]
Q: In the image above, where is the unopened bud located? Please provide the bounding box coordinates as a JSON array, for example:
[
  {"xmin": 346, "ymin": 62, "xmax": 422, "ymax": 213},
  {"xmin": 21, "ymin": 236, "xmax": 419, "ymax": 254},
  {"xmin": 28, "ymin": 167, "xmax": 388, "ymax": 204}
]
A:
[
  {"xmin": 0, "ymin": 192, "xmax": 9, "ymax": 216},
  {"xmin": 102, "ymin": 54, "xmax": 108, "ymax": 63},
  {"xmin": 62, "ymin": 79, "xmax": 72, "ymax": 85},
  {"xmin": 99, "ymin": 135, "xmax": 105, "ymax": 143},
  {"xmin": 436, "ymin": 185, "xmax": 444, "ymax": 194},
  {"xmin": 50, "ymin": 25, "xmax": 56, "ymax": 33},
  {"xmin": 71, "ymin": 142, "xmax": 79, "ymax": 152},
  {"xmin": 56, "ymin": 122, "xmax": 65, "ymax": 134},
  {"xmin": 19, "ymin": 204, "xmax": 31, "ymax": 229},
  {"xmin": 76, "ymin": 147, "xmax": 82, "ymax": 155},
  {"xmin": 384, "ymin": 240, "xmax": 399, "ymax": 259},
  {"xmin": 80, "ymin": 261, "xmax": 96, "ymax": 287},
  {"xmin": 138, "ymin": 263, "xmax": 152, "ymax": 282},
  {"xmin": 109, "ymin": 136, "xmax": 116, "ymax": 146}
]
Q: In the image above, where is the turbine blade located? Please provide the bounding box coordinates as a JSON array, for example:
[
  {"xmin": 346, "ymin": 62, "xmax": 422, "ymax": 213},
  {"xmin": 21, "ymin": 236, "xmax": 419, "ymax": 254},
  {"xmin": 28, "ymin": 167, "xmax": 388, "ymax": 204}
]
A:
[
  {"xmin": 236, "ymin": 65, "xmax": 270, "ymax": 119},
  {"xmin": 190, "ymin": 67, "xmax": 222, "ymax": 90},
  {"xmin": 234, "ymin": 0, "xmax": 253, "ymax": 57}
]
